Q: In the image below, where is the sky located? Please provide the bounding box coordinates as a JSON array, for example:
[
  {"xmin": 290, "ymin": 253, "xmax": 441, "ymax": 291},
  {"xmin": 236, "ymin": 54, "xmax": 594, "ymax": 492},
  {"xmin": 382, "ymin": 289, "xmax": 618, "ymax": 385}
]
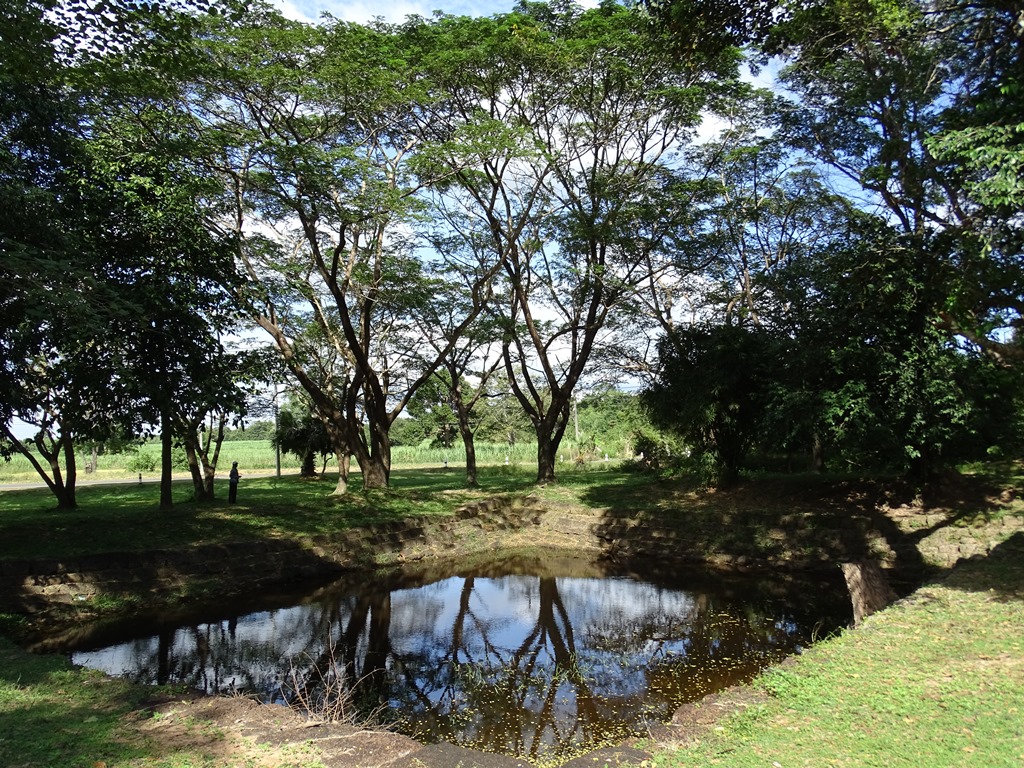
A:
[{"xmin": 273, "ymin": 0, "xmax": 600, "ymax": 25}]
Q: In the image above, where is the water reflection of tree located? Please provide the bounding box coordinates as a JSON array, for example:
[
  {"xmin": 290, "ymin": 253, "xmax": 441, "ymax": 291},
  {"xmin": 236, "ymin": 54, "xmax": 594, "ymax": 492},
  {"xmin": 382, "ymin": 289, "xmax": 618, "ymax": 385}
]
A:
[
  {"xmin": 371, "ymin": 575, "xmax": 611, "ymax": 762},
  {"xmin": 280, "ymin": 589, "xmax": 395, "ymax": 720},
  {"xmin": 114, "ymin": 600, "xmax": 358, "ymax": 703},
  {"xmin": 76, "ymin": 565, "xmax": 839, "ymax": 765}
]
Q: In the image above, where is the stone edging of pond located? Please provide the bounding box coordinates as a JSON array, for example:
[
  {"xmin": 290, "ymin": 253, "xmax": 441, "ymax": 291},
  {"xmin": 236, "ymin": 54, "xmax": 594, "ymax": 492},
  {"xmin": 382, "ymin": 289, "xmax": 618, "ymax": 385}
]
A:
[
  {"xmin": 2, "ymin": 491, "xmax": 1022, "ymax": 768},
  {"xmin": 2, "ymin": 492, "xmax": 1020, "ymax": 628}
]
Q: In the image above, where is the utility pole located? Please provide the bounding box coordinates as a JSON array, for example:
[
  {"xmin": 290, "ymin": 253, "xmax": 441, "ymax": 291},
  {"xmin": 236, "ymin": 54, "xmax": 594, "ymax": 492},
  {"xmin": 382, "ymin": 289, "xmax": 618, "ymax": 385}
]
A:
[
  {"xmin": 273, "ymin": 383, "xmax": 281, "ymax": 479},
  {"xmin": 573, "ymin": 394, "xmax": 580, "ymax": 442}
]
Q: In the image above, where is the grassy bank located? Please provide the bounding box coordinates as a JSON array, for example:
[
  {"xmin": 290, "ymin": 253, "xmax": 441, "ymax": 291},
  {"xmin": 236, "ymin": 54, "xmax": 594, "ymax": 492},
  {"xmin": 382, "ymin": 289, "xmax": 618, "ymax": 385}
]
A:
[
  {"xmin": 0, "ymin": 635, "xmax": 326, "ymax": 768},
  {"xmin": 0, "ymin": 464, "xmax": 550, "ymax": 561},
  {"xmin": 650, "ymin": 532, "xmax": 1024, "ymax": 768},
  {"xmin": 1, "ymin": 464, "xmax": 1022, "ymax": 767},
  {"xmin": 1, "ymin": 462, "xmax": 1021, "ymax": 580}
]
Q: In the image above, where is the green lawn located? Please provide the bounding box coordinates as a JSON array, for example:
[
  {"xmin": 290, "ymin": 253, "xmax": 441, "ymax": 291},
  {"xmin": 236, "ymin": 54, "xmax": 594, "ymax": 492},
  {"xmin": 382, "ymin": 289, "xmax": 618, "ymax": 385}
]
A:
[
  {"xmin": 650, "ymin": 532, "xmax": 1024, "ymax": 768},
  {"xmin": 0, "ymin": 439, "xmax": 545, "ymax": 484},
  {"xmin": 0, "ymin": 463, "xmax": 629, "ymax": 560},
  {"xmin": 1, "ymin": 464, "xmax": 1022, "ymax": 767}
]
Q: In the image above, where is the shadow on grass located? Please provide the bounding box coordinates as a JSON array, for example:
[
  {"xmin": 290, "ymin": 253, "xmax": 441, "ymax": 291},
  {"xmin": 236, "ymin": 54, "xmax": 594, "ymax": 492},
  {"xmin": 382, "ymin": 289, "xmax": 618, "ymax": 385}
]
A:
[
  {"xmin": 0, "ymin": 697, "xmax": 147, "ymax": 767},
  {"xmin": 0, "ymin": 467, "xmax": 543, "ymax": 562},
  {"xmin": 577, "ymin": 469, "xmax": 1022, "ymax": 598},
  {"xmin": 942, "ymin": 530, "xmax": 1024, "ymax": 601},
  {"xmin": 0, "ymin": 640, "xmax": 158, "ymax": 767}
]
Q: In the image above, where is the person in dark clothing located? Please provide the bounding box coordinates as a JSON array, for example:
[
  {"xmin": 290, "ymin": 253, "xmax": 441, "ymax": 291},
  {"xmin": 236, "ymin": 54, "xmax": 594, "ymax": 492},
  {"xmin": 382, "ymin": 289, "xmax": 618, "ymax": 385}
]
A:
[{"xmin": 229, "ymin": 461, "xmax": 240, "ymax": 504}]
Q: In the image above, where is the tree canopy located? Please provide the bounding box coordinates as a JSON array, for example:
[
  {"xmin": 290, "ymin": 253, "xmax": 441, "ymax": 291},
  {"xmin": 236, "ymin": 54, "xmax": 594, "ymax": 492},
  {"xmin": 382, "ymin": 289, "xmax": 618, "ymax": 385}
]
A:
[{"xmin": 2, "ymin": 0, "xmax": 1021, "ymax": 500}]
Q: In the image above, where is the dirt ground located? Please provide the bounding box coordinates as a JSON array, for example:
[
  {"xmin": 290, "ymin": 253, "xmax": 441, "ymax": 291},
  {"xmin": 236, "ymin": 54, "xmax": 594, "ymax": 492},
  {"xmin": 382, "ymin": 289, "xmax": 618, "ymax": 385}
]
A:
[{"xmin": 136, "ymin": 684, "xmax": 760, "ymax": 768}]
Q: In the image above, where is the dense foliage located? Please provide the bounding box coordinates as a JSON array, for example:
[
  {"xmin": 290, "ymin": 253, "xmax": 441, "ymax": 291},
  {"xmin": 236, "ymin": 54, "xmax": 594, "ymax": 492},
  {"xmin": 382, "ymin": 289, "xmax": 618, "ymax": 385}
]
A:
[{"xmin": 2, "ymin": 0, "xmax": 1021, "ymax": 502}]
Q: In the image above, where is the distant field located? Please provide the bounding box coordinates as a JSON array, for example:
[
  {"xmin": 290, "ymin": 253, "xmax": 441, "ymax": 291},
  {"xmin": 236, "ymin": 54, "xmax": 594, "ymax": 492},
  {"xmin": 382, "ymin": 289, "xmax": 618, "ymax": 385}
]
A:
[{"xmin": 0, "ymin": 439, "xmax": 557, "ymax": 485}]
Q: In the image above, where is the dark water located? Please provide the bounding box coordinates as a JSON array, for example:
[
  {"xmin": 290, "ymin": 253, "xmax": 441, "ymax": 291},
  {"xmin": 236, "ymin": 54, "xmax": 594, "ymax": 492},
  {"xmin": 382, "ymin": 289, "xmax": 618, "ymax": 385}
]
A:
[{"xmin": 60, "ymin": 551, "xmax": 850, "ymax": 763}]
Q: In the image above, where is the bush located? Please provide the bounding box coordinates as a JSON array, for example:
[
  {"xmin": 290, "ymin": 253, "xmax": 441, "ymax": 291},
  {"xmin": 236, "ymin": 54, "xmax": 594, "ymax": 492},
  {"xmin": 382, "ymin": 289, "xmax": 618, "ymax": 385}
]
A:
[
  {"xmin": 623, "ymin": 429, "xmax": 687, "ymax": 474},
  {"xmin": 125, "ymin": 449, "xmax": 156, "ymax": 474}
]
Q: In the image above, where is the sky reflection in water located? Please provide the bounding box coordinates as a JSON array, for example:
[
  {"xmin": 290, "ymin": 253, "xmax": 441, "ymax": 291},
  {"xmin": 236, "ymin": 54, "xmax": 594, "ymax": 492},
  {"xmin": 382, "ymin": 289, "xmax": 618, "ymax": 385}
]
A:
[{"xmin": 70, "ymin": 552, "xmax": 850, "ymax": 763}]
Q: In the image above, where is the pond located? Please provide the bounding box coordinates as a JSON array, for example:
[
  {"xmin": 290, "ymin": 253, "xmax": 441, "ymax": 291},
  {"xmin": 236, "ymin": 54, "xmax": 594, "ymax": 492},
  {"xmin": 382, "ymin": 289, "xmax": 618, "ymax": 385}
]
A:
[{"xmin": 62, "ymin": 550, "xmax": 851, "ymax": 763}]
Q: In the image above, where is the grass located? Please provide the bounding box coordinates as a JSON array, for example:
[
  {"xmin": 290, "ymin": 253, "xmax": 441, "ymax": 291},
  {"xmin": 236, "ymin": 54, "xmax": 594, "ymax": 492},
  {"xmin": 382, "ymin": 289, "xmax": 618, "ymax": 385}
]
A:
[
  {"xmin": 0, "ymin": 462, "xmax": 639, "ymax": 561},
  {"xmin": 649, "ymin": 533, "xmax": 1024, "ymax": 768},
  {"xmin": 0, "ymin": 458, "xmax": 1019, "ymax": 567},
  {"xmin": 1, "ymin": 462, "xmax": 1022, "ymax": 767},
  {"xmin": 0, "ymin": 439, "xmax": 545, "ymax": 484}
]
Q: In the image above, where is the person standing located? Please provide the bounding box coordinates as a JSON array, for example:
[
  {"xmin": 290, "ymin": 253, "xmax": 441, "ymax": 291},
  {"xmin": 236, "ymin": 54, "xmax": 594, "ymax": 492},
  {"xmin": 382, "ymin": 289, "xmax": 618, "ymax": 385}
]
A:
[{"xmin": 229, "ymin": 461, "xmax": 240, "ymax": 504}]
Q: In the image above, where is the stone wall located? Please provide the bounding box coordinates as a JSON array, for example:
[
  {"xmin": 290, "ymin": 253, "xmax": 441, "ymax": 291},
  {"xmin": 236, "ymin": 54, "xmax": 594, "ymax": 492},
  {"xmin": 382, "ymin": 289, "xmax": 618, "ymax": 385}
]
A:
[
  {"xmin": 2, "ymin": 493, "xmax": 1020, "ymax": 623},
  {"xmin": 0, "ymin": 495, "xmax": 551, "ymax": 617}
]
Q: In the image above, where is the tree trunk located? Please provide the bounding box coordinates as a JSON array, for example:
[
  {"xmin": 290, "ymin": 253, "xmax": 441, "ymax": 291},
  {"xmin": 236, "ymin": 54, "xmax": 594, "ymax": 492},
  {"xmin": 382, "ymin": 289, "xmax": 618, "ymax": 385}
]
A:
[
  {"xmin": 160, "ymin": 414, "xmax": 174, "ymax": 511},
  {"xmin": 351, "ymin": 415, "xmax": 390, "ymax": 490},
  {"xmin": 456, "ymin": 409, "xmax": 478, "ymax": 486},
  {"xmin": 448, "ymin": 362, "xmax": 489, "ymax": 487},
  {"xmin": 323, "ymin": 425, "xmax": 350, "ymax": 495},
  {"xmin": 300, "ymin": 449, "xmax": 316, "ymax": 477},
  {"xmin": 202, "ymin": 463, "xmax": 216, "ymax": 498},
  {"xmin": 41, "ymin": 435, "xmax": 77, "ymax": 509},
  {"xmin": 811, "ymin": 431, "xmax": 826, "ymax": 473},
  {"xmin": 333, "ymin": 453, "xmax": 350, "ymax": 495},
  {"xmin": 57, "ymin": 436, "xmax": 77, "ymax": 509},
  {"xmin": 532, "ymin": 401, "xmax": 571, "ymax": 485},
  {"xmin": 503, "ymin": 340, "xmax": 574, "ymax": 485},
  {"xmin": 841, "ymin": 561, "xmax": 897, "ymax": 626},
  {"xmin": 184, "ymin": 443, "xmax": 211, "ymax": 502},
  {"xmin": 345, "ymin": 378, "xmax": 391, "ymax": 490},
  {"xmin": 536, "ymin": 436, "xmax": 557, "ymax": 484},
  {"xmin": 463, "ymin": 430, "xmax": 478, "ymax": 487},
  {"xmin": 179, "ymin": 413, "xmax": 224, "ymax": 502},
  {"xmin": 361, "ymin": 457, "xmax": 389, "ymax": 490},
  {"xmin": 203, "ymin": 412, "xmax": 227, "ymax": 498},
  {"xmin": 5, "ymin": 427, "xmax": 76, "ymax": 508}
]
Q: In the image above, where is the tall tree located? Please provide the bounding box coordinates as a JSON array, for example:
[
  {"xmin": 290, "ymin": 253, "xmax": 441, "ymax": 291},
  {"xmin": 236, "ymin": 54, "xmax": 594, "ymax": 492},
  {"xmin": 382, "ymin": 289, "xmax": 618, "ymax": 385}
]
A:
[
  {"xmin": 83, "ymin": 20, "xmax": 248, "ymax": 509},
  {"xmin": 644, "ymin": 323, "xmax": 782, "ymax": 484},
  {"xmin": 1, "ymin": 1, "xmax": 98, "ymax": 506},
  {"xmin": 273, "ymin": 397, "xmax": 335, "ymax": 478},
  {"xmin": 767, "ymin": 0, "xmax": 1024, "ymax": 364},
  {"xmin": 186, "ymin": 8, "xmax": 499, "ymax": 491},
  {"xmin": 410, "ymin": 1, "xmax": 742, "ymax": 482},
  {"xmin": 615, "ymin": 119, "xmax": 853, "ymax": 385},
  {"xmin": 414, "ymin": 241, "xmax": 507, "ymax": 486},
  {"xmin": 768, "ymin": 220, "xmax": 1024, "ymax": 478},
  {"xmin": 1, "ymin": 0, "xmax": 232, "ymax": 506}
]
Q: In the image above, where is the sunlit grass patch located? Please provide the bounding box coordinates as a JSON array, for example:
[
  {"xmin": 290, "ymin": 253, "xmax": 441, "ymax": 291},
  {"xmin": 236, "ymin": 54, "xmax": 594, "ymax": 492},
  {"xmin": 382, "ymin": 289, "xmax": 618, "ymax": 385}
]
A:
[{"xmin": 652, "ymin": 536, "xmax": 1024, "ymax": 768}]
